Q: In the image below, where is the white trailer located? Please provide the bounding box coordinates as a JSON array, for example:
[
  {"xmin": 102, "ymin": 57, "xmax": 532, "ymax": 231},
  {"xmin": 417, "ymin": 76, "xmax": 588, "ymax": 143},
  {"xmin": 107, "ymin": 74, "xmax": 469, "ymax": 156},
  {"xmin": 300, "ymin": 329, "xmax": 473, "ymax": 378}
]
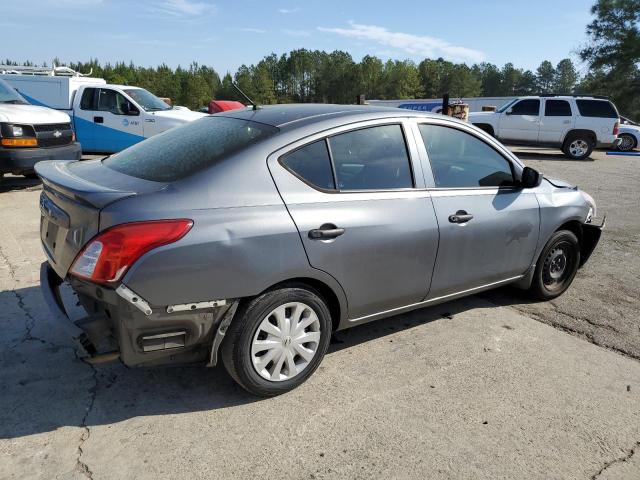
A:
[{"xmin": 368, "ymin": 97, "xmax": 518, "ymax": 113}]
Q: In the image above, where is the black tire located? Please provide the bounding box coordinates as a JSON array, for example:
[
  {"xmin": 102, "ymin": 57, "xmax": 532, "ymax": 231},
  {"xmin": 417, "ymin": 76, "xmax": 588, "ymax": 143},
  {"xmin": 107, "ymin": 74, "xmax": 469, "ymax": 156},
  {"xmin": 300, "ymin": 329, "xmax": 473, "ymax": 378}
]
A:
[
  {"xmin": 221, "ymin": 287, "xmax": 332, "ymax": 397},
  {"xmin": 562, "ymin": 133, "xmax": 594, "ymax": 160},
  {"xmin": 617, "ymin": 133, "xmax": 637, "ymax": 152},
  {"xmin": 529, "ymin": 230, "xmax": 580, "ymax": 300}
]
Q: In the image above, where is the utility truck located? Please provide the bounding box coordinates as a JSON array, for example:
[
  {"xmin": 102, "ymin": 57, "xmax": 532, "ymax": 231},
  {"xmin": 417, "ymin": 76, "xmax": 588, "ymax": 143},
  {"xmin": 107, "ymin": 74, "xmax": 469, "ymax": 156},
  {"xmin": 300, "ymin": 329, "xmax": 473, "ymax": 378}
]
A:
[
  {"xmin": 0, "ymin": 77, "xmax": 81, "ymax": 178},
  {"xmin": 1, "ymin": 66, "xmax": 205, "ymax": 153}
]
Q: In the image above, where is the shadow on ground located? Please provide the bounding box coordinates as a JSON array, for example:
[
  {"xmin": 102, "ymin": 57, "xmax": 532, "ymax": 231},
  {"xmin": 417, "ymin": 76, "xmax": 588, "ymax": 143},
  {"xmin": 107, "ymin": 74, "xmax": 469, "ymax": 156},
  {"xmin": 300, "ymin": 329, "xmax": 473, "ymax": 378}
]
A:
[
  {"xmin": 0, "ymin": 176, "xmax": 41, "ymax": 193},
  {"xmin": 0, "ymin": 284, "xmax": 536, "ymax": 440}
]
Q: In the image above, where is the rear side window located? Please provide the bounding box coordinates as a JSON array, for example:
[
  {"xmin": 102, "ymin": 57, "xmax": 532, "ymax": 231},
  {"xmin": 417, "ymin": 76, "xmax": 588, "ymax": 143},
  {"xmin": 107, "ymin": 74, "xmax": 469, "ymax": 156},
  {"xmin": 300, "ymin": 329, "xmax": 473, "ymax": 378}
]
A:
[
  {"xmin": 545, "ymin": 100, "xmax": 572, "ymax": 116},
  {"xmin": 104, "ymin": 117, "xmax": 278, "ymax": 182},
  {"xmin": 328, "ymin": 125, "xmax": 413, "ymax": 190},
  {"xmin": 576, "ymin": 100, "xmax": 618, "ymax": 118},
  {"xmin": 510, "ymin": 99, "xmax": 540, "ymax": 116},
  {"xmin": 281, "ymin": 140, "xmax": 335, "ymax": 190},
  {"xmin": 419, "ymin": 124, "xmax": 515, "ymax": 188},
  {"xmin": 80, "ymin": 88, "xmax": 95, "ymax": 110}
]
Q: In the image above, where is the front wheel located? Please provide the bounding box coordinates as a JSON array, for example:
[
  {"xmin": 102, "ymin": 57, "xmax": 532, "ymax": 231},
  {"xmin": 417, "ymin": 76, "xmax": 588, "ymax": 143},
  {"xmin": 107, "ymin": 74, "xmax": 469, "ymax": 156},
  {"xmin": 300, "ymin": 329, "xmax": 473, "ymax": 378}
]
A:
[
  {"xmin": 563, "ymin": 134, "xmax": 594, "ymax": 160},
  {"xmin": 529, "ymin": 230, "xmax": 580, "ymax": 300},
  {"xmin": 221, "ymin": 287, "xmax": 332, "ymax": 397}
]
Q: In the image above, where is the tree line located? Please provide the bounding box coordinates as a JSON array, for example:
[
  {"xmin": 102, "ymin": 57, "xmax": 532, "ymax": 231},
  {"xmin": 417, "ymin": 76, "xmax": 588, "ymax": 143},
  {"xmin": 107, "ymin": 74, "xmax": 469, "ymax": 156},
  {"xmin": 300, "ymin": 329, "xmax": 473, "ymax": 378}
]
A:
[{"xmin": 4, "ymin": 1, "xmax": 638, "ymax": 119}]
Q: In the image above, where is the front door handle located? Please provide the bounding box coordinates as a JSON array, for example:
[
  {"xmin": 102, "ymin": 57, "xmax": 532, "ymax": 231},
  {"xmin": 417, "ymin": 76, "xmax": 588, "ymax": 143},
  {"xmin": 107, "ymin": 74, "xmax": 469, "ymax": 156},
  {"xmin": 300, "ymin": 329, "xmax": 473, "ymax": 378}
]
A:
[
  {"xmin": 448, "ymin": 210, "xmax": 474, "ymax": 224},
  {"xmin": 94, "ymin": 116, "xmax": 104, "ymax": 124},
  {"xmin": 309, "ymin": 224, "xmax": 345, "ymax": 240}
]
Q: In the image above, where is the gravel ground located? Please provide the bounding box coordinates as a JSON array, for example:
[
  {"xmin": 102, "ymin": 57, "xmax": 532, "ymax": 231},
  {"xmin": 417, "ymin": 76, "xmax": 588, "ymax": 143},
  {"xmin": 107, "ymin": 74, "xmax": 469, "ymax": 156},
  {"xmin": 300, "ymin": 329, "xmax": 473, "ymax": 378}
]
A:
[{"xmin": 482, "ymin": 147, "xmax": 640, "ymax": 361}]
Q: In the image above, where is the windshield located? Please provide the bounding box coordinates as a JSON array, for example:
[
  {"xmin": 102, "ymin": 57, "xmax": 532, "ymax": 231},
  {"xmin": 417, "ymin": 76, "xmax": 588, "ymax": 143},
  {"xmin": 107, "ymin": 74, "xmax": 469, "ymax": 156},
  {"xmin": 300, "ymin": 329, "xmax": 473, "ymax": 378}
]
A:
[
  {"xmin": 0, "ymin": 78, "xmax": 29, "ymax": 105},
  {"xmin": 496, "ymin": 99, "xmax": 518, "ymax": 113},
  {"xmin": 621, "ymin": 116, "xmax": 638, "ymax": 126},
  {"xmin": 123, "ymin": 88, "xmax": 171, "ymax": 112},
  {"xmin": 104, "ymin": 116, "xmax": 279, "ymax": 182}
]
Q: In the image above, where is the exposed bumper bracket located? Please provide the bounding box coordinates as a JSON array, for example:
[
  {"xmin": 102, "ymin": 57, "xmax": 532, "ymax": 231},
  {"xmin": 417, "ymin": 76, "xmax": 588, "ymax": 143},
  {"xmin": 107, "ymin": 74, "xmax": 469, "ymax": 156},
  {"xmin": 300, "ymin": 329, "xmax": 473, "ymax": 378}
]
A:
[
  {"xmin": 116, "ymin": 284, "xmax": 152, "ymax": 316},
  {"xmin": 207, "ymin": 300, "xmax": 239, "ymax": 367},
  {"xmin": 167, "ymin": 299, "xmax": 227, "ymax": 314}
]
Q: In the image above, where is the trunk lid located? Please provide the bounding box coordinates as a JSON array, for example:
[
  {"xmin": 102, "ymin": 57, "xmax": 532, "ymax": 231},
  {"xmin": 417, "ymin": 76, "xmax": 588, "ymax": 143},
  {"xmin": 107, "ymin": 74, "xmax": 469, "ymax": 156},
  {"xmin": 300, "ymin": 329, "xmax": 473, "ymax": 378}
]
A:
[{"xmin": 35, "ymin": 159, "xmax": 165, "ymax": 278}]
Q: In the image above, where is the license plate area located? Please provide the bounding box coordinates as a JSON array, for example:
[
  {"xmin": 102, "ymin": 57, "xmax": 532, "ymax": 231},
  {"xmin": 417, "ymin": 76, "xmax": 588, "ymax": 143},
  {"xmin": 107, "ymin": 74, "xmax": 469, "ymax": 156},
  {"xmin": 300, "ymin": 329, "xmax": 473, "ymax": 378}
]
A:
[{"xmin": 40, "ymin": 217, "xmax": 60, "ymax": 263}]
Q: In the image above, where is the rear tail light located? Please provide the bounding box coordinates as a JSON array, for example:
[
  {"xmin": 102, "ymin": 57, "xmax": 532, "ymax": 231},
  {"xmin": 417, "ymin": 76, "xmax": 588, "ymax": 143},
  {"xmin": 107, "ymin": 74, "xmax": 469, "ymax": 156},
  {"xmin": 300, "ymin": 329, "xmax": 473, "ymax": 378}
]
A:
[
  {"xmin": 70, "ymin": 219, "xmax": 193, "ymax": 285},
  {"xmin": 613, "ymin": 121, "xmax": 619, "ymax": 136}
]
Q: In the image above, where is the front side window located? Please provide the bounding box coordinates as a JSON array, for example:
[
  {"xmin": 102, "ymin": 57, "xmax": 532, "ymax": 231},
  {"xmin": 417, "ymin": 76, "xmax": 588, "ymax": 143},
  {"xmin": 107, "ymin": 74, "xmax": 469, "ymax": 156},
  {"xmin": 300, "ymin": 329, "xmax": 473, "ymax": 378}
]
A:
[
  {"xmin": 328, "ymin": 125, "xmax": 413, "ymax": 190},
  {"xmin": 280, "ymin": 140, "xmax": 335, "ymax": 190},
  {"xmin": 545, "ymin": 100, "xmax": 572, "ymax": 116},
  {"xmin": 104, "ymin": 116, "xmax": 278, "ymax": 182},
  {"xmin": 510, "ymin": 99, "xmax": 540, "ymax": 116},
  {"xmin": 96, "ymin": 89, "xmax": 130, "ymax": 115},
  {"xmin": 576, "ymin": 100, "xmax": 618, "ymax": 118},
  {"xmin": 419, "ymin": 124, "xmax": 515, "ymax": 188}
]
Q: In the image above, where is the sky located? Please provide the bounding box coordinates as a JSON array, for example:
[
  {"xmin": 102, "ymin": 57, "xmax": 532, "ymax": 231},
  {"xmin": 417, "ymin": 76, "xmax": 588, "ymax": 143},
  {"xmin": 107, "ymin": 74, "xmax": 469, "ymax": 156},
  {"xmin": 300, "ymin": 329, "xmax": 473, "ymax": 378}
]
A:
[{"xmin": 3, "ymin": 0, "xmax": 596, "ymax": 75}]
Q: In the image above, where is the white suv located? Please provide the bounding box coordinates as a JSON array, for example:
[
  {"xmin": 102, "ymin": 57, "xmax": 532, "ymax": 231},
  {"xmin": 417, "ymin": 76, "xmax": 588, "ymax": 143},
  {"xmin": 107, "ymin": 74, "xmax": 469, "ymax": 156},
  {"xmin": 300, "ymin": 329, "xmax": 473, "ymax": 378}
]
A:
[{"xmin": 468, "ymin": 95, "xmax": 621, "ymax": 159}]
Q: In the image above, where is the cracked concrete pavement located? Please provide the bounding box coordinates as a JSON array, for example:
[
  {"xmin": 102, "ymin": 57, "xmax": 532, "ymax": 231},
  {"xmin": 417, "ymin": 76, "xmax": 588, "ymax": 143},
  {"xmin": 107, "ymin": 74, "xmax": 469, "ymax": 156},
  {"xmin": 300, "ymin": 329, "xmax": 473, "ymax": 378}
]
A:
[{"xmin": 1, "ymin": 149, "xmax": 639, "ymax": 479}]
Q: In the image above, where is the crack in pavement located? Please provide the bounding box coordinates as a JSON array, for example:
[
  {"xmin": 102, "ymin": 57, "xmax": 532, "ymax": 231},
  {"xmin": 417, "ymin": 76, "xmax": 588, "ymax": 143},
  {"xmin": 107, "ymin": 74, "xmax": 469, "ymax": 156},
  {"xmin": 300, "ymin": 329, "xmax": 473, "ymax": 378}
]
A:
[
  {"xmin": 548, "ymin": 300, "xmax": 623, "ymax": 334},
  {"xmin": 591, "ymin": 441, "xmax": 640, "ymax": 479},
  {"xmin": 510, "ymin": 306, "xmax": 640, "ymax": 363},
  {"xmin": 75, "ymin": 350, "xmax": 98, "ymax": 480},
  {"xmin": 0, "ymin": 242, "xmax": 99, "ymax": 479}
]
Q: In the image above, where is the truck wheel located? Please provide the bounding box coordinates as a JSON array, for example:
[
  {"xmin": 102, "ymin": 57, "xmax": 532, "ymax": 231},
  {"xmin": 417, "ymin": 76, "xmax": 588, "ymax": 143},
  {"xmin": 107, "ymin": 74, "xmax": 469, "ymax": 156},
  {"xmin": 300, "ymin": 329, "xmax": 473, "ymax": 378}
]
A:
[
  {"xmin": 529, "ymin": 230, "xmax": 580, "ymax": 300},
  {"xmin": 562, "ymin": 133, "xmax": 594, "ymax": 160},
  {"xmin": 221, "ymin": 287, "xmax": 332, "ymax": 397},
  {"xmin": 617, "ymin": 133, "xmax": 637, "ymax": 152}
]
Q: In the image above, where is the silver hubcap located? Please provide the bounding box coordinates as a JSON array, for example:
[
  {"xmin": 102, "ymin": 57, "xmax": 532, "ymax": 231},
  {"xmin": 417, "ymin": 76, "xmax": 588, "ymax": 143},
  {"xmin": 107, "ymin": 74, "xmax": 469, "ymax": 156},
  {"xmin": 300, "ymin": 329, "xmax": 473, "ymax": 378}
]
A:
[
  {"xmin": 569, "ymin": 139, "xmax": 588, "ymax": 157},
  {"xmin": 619, "ymin": 135, "xmax": 635, "ymax": 151},
  {"xmin": 251, "ymin": 302, "xmax": 321, "ymax": 382}
]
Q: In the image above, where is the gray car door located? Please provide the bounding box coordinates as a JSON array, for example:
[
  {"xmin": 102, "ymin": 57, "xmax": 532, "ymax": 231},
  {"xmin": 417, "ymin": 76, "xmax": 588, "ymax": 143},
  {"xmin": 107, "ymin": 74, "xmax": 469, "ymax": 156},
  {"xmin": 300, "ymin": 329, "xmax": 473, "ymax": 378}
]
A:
[
  {"xmin": 268, "ymin": 119, "xmax": 440, "ymax": 322},
  {"xmin": 414, "ymin": 120, "xmax": 540, "ymax": 299}
]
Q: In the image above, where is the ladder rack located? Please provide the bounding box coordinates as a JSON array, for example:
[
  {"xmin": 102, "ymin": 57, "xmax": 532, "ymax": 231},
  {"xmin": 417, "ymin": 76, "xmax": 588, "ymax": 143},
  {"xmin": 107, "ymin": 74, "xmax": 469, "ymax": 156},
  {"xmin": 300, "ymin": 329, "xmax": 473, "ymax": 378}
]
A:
[{"xmin": 0, "ymin": 65, "xmax": 93, "ymax": 77}]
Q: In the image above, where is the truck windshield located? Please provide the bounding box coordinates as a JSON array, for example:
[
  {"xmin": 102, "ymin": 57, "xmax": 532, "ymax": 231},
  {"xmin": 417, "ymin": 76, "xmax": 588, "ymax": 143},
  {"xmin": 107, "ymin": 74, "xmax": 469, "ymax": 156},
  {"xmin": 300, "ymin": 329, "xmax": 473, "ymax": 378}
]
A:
[
  {"xmin": 0, "ymin": 79, "xmax": 29, "ymax": 105},
  {"xmin": 124, "ymin": 88, "xmax": 171, "ymax": 112},
  {"xmin": 496, "ymin": 99, "xmax": 517, "ymax": 113}
]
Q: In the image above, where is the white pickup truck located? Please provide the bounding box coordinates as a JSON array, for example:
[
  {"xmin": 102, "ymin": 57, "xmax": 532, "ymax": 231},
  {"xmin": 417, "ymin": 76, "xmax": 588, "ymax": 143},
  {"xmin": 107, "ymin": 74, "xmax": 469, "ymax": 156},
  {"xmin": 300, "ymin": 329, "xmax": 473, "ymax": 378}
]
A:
[
  {"xmin": 1, "ymin": 66, "xmax": 205, "ymax": 153},
  {"xmin": 0, "ymin": 78, "xmax": 81, "ymax": 178},
  {"xmin": 468, "ymin": 95, "xmax": 621, "ymax": 159}
]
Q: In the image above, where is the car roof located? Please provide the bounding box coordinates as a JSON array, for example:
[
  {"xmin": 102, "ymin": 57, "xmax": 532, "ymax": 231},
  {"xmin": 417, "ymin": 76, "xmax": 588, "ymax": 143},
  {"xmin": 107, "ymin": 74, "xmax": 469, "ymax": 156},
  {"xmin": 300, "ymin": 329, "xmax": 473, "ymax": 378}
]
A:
[{"xmin": 216, "ymin": 103, "xmax": 443, "ymax": 131}]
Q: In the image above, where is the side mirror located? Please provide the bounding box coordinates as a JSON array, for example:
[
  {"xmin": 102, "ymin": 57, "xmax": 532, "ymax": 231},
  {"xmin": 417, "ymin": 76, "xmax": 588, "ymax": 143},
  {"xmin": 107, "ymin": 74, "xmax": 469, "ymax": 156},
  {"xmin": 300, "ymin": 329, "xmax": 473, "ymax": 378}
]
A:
[
  {"xmin": 520, "ymin": 166, "xmax": 542, "ymax": 188},
  {"xmin": 505, "ymin": 108, "xmax": 513, "ymax": 115}
]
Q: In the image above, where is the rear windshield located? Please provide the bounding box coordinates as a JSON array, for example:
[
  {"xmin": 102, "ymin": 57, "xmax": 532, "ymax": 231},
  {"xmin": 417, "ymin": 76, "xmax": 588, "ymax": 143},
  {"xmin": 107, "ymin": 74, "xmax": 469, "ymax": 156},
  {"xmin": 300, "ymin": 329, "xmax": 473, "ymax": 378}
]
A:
[
  {"xmin": 104, "ymin": 116, "xmax": 278, "ymax": 182},
  {"xmin": 576, "ymin": 100, "xmax": 618, "ymax": 118}
]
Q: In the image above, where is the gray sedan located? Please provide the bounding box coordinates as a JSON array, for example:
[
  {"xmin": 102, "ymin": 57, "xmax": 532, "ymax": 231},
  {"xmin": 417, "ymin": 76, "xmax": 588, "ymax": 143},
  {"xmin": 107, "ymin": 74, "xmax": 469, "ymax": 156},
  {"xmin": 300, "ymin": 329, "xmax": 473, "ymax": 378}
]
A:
[{"xmin": 37, "ymin": 104, "xmax": 603, "ymax": 396}]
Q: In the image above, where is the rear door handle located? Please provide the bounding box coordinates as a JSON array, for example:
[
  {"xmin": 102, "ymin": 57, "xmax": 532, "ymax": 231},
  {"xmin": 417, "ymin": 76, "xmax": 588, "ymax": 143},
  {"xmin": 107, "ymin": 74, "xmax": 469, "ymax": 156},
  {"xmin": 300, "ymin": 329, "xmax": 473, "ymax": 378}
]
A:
[
  {"xmin": 448, "ymin": 210, "xmax": 474, "ymax": 224},
  {"xmin": 94, "ymin": 116, "xmax": 104, "ymax": 124},
  {"xmin": 309, "ymin": 224, "xmax": 345, "ymax": 240}
]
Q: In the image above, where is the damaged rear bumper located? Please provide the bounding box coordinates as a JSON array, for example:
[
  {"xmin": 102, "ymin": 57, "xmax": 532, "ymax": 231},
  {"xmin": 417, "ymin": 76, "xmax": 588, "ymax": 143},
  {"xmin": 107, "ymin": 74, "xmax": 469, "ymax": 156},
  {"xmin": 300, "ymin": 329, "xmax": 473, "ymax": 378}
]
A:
[{"xmin": 39, "ymin": 262, "xmax": 236, "ymax": 367}]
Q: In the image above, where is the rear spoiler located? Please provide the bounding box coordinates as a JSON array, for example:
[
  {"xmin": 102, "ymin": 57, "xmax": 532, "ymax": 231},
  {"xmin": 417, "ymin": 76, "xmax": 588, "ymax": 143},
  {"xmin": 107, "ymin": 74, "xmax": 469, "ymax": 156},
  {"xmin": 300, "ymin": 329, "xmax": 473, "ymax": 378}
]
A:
[{"xmin": 35, "ymin": 160, "xmax": 136, "ymax": 208}]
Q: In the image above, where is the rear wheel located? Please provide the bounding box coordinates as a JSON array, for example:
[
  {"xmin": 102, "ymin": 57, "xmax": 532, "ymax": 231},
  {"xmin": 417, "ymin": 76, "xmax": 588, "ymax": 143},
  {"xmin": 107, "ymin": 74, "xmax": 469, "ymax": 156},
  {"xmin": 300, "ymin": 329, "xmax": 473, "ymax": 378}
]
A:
[
  {"xmin": 221, "ymin": 287, "xmax": 332, "ymax": 397},
  {"xmin": 617, "ymin": 133, "xmax": 637, "ymax": 152},
  {"xmin": 529, "ymin": 230, "xmax": 580, "ymax": 300},
  {"xmin": 562, "ymin": 133, "xmax": 594, "ymax": 160}
]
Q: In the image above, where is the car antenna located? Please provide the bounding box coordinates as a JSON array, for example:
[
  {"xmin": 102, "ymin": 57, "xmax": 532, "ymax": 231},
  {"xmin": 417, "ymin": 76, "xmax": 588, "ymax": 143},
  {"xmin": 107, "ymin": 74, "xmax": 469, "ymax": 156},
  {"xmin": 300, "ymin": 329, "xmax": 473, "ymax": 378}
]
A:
[{"xmin": 232, "ymin": 83, "xmax": 260, "ymax": 111}]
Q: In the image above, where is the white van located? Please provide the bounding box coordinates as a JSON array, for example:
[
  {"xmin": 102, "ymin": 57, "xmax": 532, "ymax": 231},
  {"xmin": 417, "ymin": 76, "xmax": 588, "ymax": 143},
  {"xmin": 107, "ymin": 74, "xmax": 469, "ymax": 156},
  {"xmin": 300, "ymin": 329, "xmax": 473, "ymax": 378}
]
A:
[
  {"xmin": 0, "ymin": 77, "xmax": 81, "ymax": 178},
  {"xmin": 1, "ymin": 66, "xmax": 205, "ymax": 153}
]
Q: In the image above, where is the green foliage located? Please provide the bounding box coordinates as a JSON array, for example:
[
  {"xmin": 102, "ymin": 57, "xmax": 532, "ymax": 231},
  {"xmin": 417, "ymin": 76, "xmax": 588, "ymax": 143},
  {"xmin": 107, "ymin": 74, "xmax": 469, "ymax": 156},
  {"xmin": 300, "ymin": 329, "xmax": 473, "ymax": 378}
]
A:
[{"xmin": 580, "ymin": 0, "xmax": 640, "ymax": 119}]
